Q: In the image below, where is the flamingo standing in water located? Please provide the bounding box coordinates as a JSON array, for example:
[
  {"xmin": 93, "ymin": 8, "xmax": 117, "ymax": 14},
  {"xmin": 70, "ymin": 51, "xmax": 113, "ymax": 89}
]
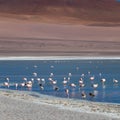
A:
[
  {"xmin": 20, "ymin": 82, "xmax": 25, "ymax": 87},
  {"xmin": 65, "ymin": 89, "xmax": 69, "ymax": 97},
  {"xmin": 81, "ymin": 91, "xmax": 86, "ymax": 99},
  {"xmin": 39, "ymin": 83, "xmax": 44, "ymax": 90},
  {"xmin": 33, "ymin": 72, "xmax": 37, "ymax": 77},
  {"xmin": 3, "ymin": 82, "xmax": 9, "ymax": 88},
  {"xmin": 79, "ymin": 83, "xmax": 85, "ymax": 88},
  {"xmin": 79, "ymin": 78, "xmax": 84, "ymax": 84},
  {"xmin": 89, "ymin": 92, "xmax": 95, "ymax": 97},
  {"xmin": 4, "ymin": 77, "xmax": 10, "ymax": 88},
  {"xmin": 91, "ymin": 83, "xmax": 98, "ymax": 89},
  {"xmin": 6, "ymin": 77, "xmax": 10, "ymax": 82},
  {"xmin": 113, "ymin": 79, "xmax": 119, "ymax": 84},
  {"xmin": 50, "ymin": 73, "xmax": 54, "ymax": 77},
  {"xmin": 90, "ymin": 76, "xmax": 95, "ymax": 81},
  {"xmin": 101, "ymin": 78, "xmax": 106, "ymax": 83},
  {"xmin": 68, "ymin": 73, "xmax": 72, "ymax": 77},
  {"xmin": 15, "ymin": 83, "xmax": 18, "ymax": 89},
  {"xmin": 62, "ymin": 77, "xmax": 68, "ymax": 85},
  {"xmin": 26, "ymin": 82, "xmax": 32, "ymax": 88},
  {"xmin": 53, "ymin": 86, "xmax": 59, "ymax": 91},
  {"xmin": 70, "ymin": 83, "xmax": 76, "ymax": 88}
]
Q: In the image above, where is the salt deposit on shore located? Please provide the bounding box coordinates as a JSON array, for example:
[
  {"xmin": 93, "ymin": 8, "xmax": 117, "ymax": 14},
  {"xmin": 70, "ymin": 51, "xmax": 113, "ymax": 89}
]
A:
[
  {"xmin": 0, "ymin": 56, "xmax": 120, "ymax": 60},
  {"xmin": 0, "ymin": 89, "xmax": 120, "ymax": 120}
]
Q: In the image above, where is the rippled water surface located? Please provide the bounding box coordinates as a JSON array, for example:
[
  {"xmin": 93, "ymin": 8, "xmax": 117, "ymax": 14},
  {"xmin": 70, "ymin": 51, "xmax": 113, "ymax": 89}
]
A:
[{"xmin": 0, "ymin": 59, "xmax": 120, "ymax": 104}]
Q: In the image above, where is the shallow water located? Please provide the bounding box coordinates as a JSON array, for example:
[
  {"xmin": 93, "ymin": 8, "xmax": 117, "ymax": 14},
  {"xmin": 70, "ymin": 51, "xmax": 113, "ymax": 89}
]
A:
[{"xmin": 0, "ymin": 59, "xmax": 120, "ymax": 104}]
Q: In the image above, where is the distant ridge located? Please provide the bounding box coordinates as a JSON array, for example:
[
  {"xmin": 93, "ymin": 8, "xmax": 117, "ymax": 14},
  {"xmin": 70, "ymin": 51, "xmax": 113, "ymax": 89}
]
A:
[{"xmin": 0, "ymin": 0, "xmax": 120, "ymax": 24}]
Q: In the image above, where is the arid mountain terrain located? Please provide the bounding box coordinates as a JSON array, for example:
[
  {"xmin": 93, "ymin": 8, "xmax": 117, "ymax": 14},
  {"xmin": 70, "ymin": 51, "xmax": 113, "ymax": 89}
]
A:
[
  {"xmin": 0, "ymin": 0, "xmax": 120, "ymax": 24},
  {"xmin": 0, "ymin": 0, "xmax": 120, "ymax": 56}
]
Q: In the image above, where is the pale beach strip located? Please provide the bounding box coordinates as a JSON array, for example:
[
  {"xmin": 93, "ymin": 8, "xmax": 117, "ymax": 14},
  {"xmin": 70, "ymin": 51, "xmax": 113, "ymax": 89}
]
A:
[
  {"xmin": 0, "ymin": 88, "xmax": 120, "ymax": 120},
  {"xmin": 0, "ymin": 56, "xmax": 120, "ymax": 60}
]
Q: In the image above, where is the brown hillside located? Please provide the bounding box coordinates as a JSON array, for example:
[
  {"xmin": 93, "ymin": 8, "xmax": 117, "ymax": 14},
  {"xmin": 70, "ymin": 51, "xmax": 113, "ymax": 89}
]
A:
[{"xmin": 0, "ymin": 0, "xmax": 120, "ymax": 23}]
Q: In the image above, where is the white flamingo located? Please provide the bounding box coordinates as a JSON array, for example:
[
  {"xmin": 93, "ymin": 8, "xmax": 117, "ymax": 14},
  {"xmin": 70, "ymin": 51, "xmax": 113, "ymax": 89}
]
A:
[
  {"xmin": 68, "ymin": 73, "xmax": 72, "ymax": 77},
  {"xmin": 23, "ymin": 77, "xmax": 27, "ymax": 81},
  {"xmin": 70, "ymin": 83, "xmax": 76, "ymax": 88},
  {"xmin": 81, "ymin": 74, "xmax": 85, "ymax": 77},
  {"xmin": 37, "ymin": 78, "xmax": 41, "ymax": 83},
  {"xmin": 31, "ymin": 78, "xmax": 34, "ymax": 83},
  {"xmin": 6, "ymin": 77, "xmax": 10, "ymax": 82},
  {"xmin": 26, "ymin": 83, "xmax": 32, "ymax": 88},
  {"xmin": 90, "ymin": 76, "xmax": 94, "ymax": 81},
  {"xmin": 3, "ymin": 82, "xmax": 9, "ymax": 88},
  {"xmin": 92, "ymin": 84, "xmax": 98, "ymax": 89},
  {"xmin": 49, "ymin": 79, "xmax": 57, "ymax": 85},
  {"xmin": 62, "ymin": 77, "xmax": 68, "ymax": 85},
  {"xmin": 79, "ymin": 83, "xmax": 85, "ymax": 88},
  {"xmin": 79, "ymin": 78, "xmax": 84, "ymax": 84},
  {"xmin": 50, "ymin": 73, "xmax": 54, "ymax": 77},
  {"xmin": 52, "ymin": 80, "xmax": 57, "ymax": 85},
  {"xmin": 15, "ymin": 83, "xmax": 18, "ymax": 89},
  {"xmin": 101, "ymin": 78, "xmax": 106, "ymax": 83},
  {"xmin": 20, "ymin": 82, "xmax": 25, "ymax": 87},
  {"xmin": 113, "ymin": 79, "xmax": 119, "ymax": 84},
  {"xmin": 41, "ymin": 78, "xmax": 45, "ymax": 83},
  {"xmin": 65, "ymin": 89, "xmax": 69, "ymax": 97},
  {"xmin": 33, "ymin": 72, "xmax": 37, "ymax": 77}
]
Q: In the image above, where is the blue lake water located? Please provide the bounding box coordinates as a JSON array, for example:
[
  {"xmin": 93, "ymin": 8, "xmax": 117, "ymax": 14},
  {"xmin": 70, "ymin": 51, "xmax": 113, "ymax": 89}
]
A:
[{"xmin": 0, "ymin": 59, "xmax": 120, "ymax": 104}]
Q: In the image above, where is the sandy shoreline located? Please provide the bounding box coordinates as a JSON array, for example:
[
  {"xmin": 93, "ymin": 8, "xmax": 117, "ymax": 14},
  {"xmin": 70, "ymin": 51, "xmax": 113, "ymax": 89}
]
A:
[{"xmin": 0, "ymin": 89, "xmax": 120, "ymax": 120}]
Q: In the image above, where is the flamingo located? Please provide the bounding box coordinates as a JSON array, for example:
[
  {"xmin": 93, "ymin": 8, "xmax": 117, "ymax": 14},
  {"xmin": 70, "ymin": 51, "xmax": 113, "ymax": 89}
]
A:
[
  {"xmin": 20, "ymin": 82, "xmax": 25, "ymax": 87},
  {"xmin": 41, "ymin": 78, "xmax": 45, "ymax": 84},
  {"xmin": 15, "ymin": 83, "xmax": 18, "ymax": 89},
  {"xmin": 92, "ymin": 84, "xmax": 98, "ymax": 89},
  {"xmin": 68, "ymin": 73, "xmax": 72, "ymax": 77},
  {"xmin": 65, "ymin": 89, "xmax": 69, "ymax": 97},
  {"xmin": 53, "ymin": 86, "xmax": 59, "ymax": 91},
  {"xmin": 3, "ymin": 82, "xmax": 9, "ymax": 88},
  {"xmin": 33, "ymin": 72, "xmax": 37, "ymax": 77},
  {"xmin": 79, "ymin": 83, "xmax": 85, "ymax": 88},
  {"xmin": 52, "ymin": 80, "xmax": 57, "ymax": 85},
  {"xmin": 33, "ymin": 65, "xmax": 38, "ymax": 68},
  {"xmin": 90, "ymin": 76, "xmax": 94, "ymax": 81},
  {"xmin": 89, "ymin": 92, "xmax": 95, "ymax": 97},
  {"xmin": 50, "ymin": 73, "xmax": 54, "ymax": 77},
  {"xmin": 31, "ymin": 78, "xmax": 34, "ymax": 83},
  {"xmin": 70, "ymin": 83, "xmax": 76, "ymax": 88},
  {"xmin": 6, "ymin": 77, "xmax": 10, "ymax": 82},
  {"xmin": 49, "ymin": 79, "xmax": 57, "ymax": 85},
  {"xmin": 23, "ymin": 77, "xmax": 27, "ymax": 82},
  {"xmin": 28, "ymin": 81, "xmax": 32, "ymax": 84},
  {"xmin": 39, "ymin": 83, "xmax": 44, "ymax": 90},
  {"xmin": 81, "ymin": 74, "xmax": 85, "ymax": 77},
  {"xmin": 26, "ymin": 83, "xmax": 32, "ymax": 88},
  {"xmin": 62, "ymin": 77, "xmax": 68, "ymax": 85},
  {"xmin": 113, "ymin": 79, "xmax": 119, "ymax": 84},
  {"xmin": 36, "ymin": 78, "xmax": 41, "ymax": 83},
  {"xmin": 81, "ymin": 92, "xmax": 86, "ymax": 99},
  {"xmin": 79, "ymin": 78, "xmax": 84, "ymax": 84},
  {"xmin": 48, "ymin": 77, "xmax": 53, "ymax": 81},
  {"xmin": 88, "ymin": 71, "xmax": 91, "ymax": 75},
  {"xmin": 101, "ymin": 78, "xmax": 106, "ymax": 83},
  {"xmin": 50, "ymin": 65, "xmax": 54, "ymax": 68}
]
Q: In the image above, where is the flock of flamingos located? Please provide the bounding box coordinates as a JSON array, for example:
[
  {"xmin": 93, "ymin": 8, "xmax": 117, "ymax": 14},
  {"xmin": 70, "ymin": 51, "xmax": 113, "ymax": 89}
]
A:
[{"xmin": 1, "ymin": 64, "xmax": 119, "ymax": 99}]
